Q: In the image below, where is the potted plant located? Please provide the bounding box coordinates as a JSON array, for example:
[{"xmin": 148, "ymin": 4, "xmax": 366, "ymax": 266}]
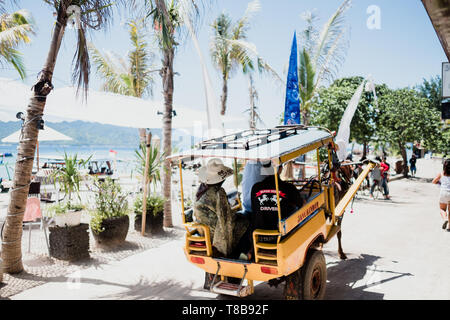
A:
[
  {"xmin": 50, "ymin": 152, "xmax": 91, "ymax": 226},
  {"xmin": 49, "ymin": 202, "xmax": 85, "ymax": 227},
  {"xmin": 48, "ymin": 153, "xmax": 91, "ymax": 261},
  {"xmin": 90, "ymin": 177, "xmax": 130, "ymax": 247},
  {"xmin": 134, "ymin": 140, "xmax": 165, "ymax": 234},
  {"xmin": 133, "ymin": 194, "xmax": 165, "ymax": 235}
]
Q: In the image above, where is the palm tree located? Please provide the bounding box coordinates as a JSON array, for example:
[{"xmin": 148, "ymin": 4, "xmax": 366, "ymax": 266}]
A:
[
  {"xmin": 1, "ymin": 0, "xmax": 132, "ymax": 274},
  {"xmin": 210, "ymin": 0, "xmax": 261, "ymax": 116},
  {"xmin": 0, "ymin": 8, "xmax": 35, "ymax": 79},
  {"xmin": 142, "ymin": 0, "xmax": 206, "ymax": 228},
  {"xmin": 298, "ymin": 0, "xmax": 352, "ymax": 125},
  {"xmin": 89, "ymin": 18, "xmax": 157, "ymax": 142}
]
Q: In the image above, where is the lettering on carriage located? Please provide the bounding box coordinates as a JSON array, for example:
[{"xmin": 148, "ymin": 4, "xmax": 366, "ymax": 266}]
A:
[{"xmin": 297, "ymin": 201, "xmax": 319, "ymax": 224}]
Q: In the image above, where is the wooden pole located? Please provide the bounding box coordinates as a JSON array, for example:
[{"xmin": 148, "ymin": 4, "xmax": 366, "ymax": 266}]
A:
[
  {"xmin": 141, "ymin": 132, "xmax": 152, "ymax": 235},
  {"xmin": 36, "ymin": 141, "xmax": 39, "ymax": 173}
]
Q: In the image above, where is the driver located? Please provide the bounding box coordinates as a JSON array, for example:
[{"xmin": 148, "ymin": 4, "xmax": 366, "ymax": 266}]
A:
[{"xmin": 250, "ymin": 160, "xmax": 304, "ymax": 232}]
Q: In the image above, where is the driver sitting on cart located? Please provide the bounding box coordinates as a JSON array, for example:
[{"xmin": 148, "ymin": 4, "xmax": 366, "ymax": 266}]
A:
[{"xmin": 250, "ymin": 160, "xmax": 304, "ymax": 241}]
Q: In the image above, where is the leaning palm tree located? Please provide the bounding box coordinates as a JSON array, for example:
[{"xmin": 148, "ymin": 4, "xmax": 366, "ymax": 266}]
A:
[
  {"xmin": 142, "ymin": 0, "xmax": 207, "ymax": 228},
  {"xmin": 1, "ymin": 0, "xmax": 132, "ymax": 274},
  {"xmin": 89, "ymin": 18, "xmax": 157, "ymax": 141},
  {"xmin": 0, "ymin": 8, "xmax": 35, "ymax": 79},
  {"xmin": 210, "ymin": 0, "xmax": 261, "ymax": 116},
  {"xmin": 298, "ymin": 0, "xmax": 352, "ymax": 125}
]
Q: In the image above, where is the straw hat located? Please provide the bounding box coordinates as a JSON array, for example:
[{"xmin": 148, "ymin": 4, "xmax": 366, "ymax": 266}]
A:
[{"xmin": 198, "ymin": 158, "xmax": 234, "ymax": 184}]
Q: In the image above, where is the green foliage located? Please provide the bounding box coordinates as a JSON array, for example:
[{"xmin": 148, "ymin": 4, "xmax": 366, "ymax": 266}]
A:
[
  {"xmin": 51, "ymin": 152, "xmax": 91, "ymax": 201},
  {"xmin": 133, "ymin": 193, "xmax": 164, "ymax": 217},
  {"xmin": 0, "ymin": 9, "xmax": 35, "ymax": 79},
  {"xmin": 310, "ymin": 77, "xmax": 389, "ymax": 147},
  {"xmin": 297, "ymin": 0, "xmax": 352, "ymax": 124},
  {"xmin": 48, "ymin": 201, "xmax": 86, "ymax": 217},
  {"xmin": 377, "ymin": 88, "xmax": 442, "ymax": 154},
  {"xmin": 416, "ymin": 76, "xmax": 442, "ymax": 112},
  {"xmin": 89, "ymin": 18, "xmax": 156, "ymax": 99},
  {"xmin": 134, "ymin": 141, "xmax": 164, "ymax": 190},
  {"xmin": 90, "ymin": 177, "xmax": 129, "ymax": 234}
]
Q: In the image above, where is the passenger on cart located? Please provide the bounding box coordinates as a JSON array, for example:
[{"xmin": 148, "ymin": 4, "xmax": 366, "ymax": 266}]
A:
[{"xmin": 193, "ymin": 158, "xmax": 251, "ymax": 259}]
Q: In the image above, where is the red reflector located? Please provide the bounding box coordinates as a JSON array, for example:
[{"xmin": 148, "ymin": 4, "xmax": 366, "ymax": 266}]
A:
[
  {"xmin": 261, "ymin": 266, "xmax": 278, "ymax": 275},
  {"xmin": 191, "ymin": 256, "xmax": 205, "ymax": 264}
]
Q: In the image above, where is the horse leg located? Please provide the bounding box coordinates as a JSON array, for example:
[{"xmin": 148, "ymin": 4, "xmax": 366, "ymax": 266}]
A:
[{"xmin": 337, "ymin": 230, "xmax": 347, "ymax": 260}]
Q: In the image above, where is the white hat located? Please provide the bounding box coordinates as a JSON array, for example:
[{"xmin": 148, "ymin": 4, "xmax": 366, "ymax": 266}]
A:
[
  {"xmin": 198, "ymin": 158, "xmax": 234, "ymax": 184},
  {"xmin": 259, "ymin": 159, "xmax": 275, "ymax": 176}
]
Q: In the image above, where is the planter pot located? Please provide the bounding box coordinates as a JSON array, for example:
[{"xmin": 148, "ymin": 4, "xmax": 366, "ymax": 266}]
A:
[
  {"xmin": 92, "ymin": 215, "xmax": 129, "ymax": 247},
  {"xmin": 49, "ymin": 223, "xmax": 90, "ymax": 261},
  {"xmin": 54, "ymin": 210, "xmax": 82, "ymax": 227},
  {"xmin": 134, "ymin": 212, "xmax": 164, "ymax": 235}
]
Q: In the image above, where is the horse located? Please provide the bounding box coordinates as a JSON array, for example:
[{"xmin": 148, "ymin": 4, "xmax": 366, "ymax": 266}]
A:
[{"xmin": 321, "ymin": 158, "xmax": 355, "ymax": 260}]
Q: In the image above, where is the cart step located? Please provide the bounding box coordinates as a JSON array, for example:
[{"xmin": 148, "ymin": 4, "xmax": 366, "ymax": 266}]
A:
[{"xmin": 210, "ymin": 281, "xmax": 252, "ymax": 297}]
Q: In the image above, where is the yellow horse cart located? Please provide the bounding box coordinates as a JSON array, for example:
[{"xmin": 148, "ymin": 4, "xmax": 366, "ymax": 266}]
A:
[{"xmin": 168, "ymin": 125, "xmax": 375, "ymax": 300}]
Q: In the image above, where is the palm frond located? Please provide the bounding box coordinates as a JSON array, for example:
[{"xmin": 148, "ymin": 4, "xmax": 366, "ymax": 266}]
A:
[
  {"xmin": 88, "ymin": 42, "xmax": 131, "ymax": 95},
  {"xmin": 0, "ymin": 9, "xmax": 35, "ymax": 79},
  {"xmin": 299, "ymin": 48, "xmax": 315, "ymax": 104},
  {"xmin": 232, "ymin": 0, "xmax": 260, "ymax": 40},
  {"xmin": 312, "ymin": 0, "xmax": 351, "ymax": 83},
  {"xmin": 72, "ymin": 24, "xmax": 90, "ymax": 100}
]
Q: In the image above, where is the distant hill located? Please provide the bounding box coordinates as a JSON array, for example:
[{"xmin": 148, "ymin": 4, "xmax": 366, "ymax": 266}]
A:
[{"xmin": 0, "ymin": 120, "xmax": 161, "ymax": 146}]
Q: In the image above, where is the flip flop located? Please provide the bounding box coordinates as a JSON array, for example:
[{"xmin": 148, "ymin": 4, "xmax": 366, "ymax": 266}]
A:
[{"xmin": 443, "ymin": 221, "xmax": 448, "ymax": 230}]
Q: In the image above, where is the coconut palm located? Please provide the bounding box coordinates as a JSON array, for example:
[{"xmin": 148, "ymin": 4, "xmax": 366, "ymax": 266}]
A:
[
  {"xmin": 298, "ymin": 0, "xmax": 352, "ymax": 125},
  {"xmin": 1, "ymin": 0, "xmax": 132, "ymax": 274},
  {"xmin": 89, "ymin": 18, "xmax": 157, "ymax": 99},
  {"xmin": 142, "ymin": 0, "xmax": 207, "ymax": 228},
  {"xmin": 0, "ymin": 8, "xmax": 35, "ymax": 79},
  {"xmin": 210, "ymin": 0, "xmax": 261, "ymax": 116},
  {"xmin": 89, "ymin": 18, "xmax": 158, "ymax": 141}
]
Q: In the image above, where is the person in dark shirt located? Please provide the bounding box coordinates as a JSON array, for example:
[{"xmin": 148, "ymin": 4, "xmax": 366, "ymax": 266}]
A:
[
  {"xmin": 409, "ymin": 154, "xmax": 417, "ymax": 177},
  {"xmin": 250, "ymin": 160, "xmax": 304, "ymax": 232}
]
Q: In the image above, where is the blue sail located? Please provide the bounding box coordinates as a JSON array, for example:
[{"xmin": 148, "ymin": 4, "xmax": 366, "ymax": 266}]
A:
[{"xmin": 284, "ymin": 32, "xmax": 301, "ymax": 125}]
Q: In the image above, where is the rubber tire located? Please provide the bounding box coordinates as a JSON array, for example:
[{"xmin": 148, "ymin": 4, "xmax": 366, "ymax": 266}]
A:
[
  {"xmin": 301, "ymin": 249, "xmax": 327, "ymax": 300},
  {"xmin": 283, "ymin": 249, "xmax": 327, "ymax": 300}
]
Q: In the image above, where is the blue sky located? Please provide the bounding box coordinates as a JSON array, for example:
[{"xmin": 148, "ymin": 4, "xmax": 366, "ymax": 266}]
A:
[{"xmin": 1, "ymin": 0, "xmax": 447, "ymax": 128}]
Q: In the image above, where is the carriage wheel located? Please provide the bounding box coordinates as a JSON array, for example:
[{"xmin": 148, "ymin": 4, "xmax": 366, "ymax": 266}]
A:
[{"xmin": 283, "ymin": 249, "xmax": 327, "ymax": 300}]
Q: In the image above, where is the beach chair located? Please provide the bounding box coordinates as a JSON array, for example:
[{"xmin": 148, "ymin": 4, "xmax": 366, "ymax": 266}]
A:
[{"xmin": 23, "ymin": 181, "xmax": 50, "ymax": 255}]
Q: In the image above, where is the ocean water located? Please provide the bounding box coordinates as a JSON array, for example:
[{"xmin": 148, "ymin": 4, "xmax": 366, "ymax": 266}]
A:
[{"xmin": 0, "ymin": 144, "xmax": 139, "ymax": 180}]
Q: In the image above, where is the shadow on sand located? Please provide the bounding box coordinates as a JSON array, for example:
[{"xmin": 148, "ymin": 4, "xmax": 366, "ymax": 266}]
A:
[{"xmin": 325, "ymin": 253, "xmax": 413, "ymax": 300}]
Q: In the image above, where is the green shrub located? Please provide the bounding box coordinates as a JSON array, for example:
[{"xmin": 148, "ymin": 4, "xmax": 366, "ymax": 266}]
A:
[
  {"xmin": 133, "ymin": 194, "xmax": 164, "ymax": 217},
  {"xmin": 48, "ymin": 201, "xmax": 85, "ymax": 217},
  {"xmin": 90, "ymin": 178, "xmax": 129, "ymax": 234}
]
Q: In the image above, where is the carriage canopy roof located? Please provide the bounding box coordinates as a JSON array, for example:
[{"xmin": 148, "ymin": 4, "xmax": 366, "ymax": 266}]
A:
[{"xmin": 168, "ymin": 125, "xmax": 334, "ymax": 165}]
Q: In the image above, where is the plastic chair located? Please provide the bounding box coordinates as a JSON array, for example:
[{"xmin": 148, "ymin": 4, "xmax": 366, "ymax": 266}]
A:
[{"xmin": 23, "ymin": 181, "xmax": 49, "ymax": 254}]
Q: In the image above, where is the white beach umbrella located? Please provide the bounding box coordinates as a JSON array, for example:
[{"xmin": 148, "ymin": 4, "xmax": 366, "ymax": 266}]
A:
[
  {"xmin": 0, "ymin": 78, "xmax": 247, "ymax": 137},
  {"xmin": 2, "ymin": 125, "xmax": 72, "ymax": 171},
  {"xmin": 1, "ymin": 126, "xmax": 73, "ymax": 143}
]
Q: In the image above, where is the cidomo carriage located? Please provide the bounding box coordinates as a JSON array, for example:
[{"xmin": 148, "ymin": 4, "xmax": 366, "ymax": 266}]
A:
[{"xmin": 168, "ymin": 125, "xmax": 375, "ymax": 300}]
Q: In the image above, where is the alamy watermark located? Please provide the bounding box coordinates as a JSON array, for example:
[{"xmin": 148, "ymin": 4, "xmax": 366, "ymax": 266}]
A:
[{"xmin": 367, "ymin": 5, "xmax": 381, "ymax": 30}]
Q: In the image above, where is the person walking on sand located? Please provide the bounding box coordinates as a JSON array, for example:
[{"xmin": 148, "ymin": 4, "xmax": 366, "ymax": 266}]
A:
[{"xmin": 432, "ymin": 159, "xmax": 450, "ymax": 231}]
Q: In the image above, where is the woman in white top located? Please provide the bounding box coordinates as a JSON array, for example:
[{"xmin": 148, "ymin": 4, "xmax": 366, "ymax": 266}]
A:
[{"xmin": 432, "ymin": 159, "xmax": 450, "ymax": 231}]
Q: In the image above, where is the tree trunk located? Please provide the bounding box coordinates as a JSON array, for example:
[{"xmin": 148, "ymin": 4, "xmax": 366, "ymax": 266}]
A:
[
  {"xmin": 1, "ymin": 4, "xmax": 68, "ymax": 274},
  {"xmin": 399, "ymin": 141, "xmax": 408, "ymax": 178},
  {"xmin": 220, "ymin": 74, "xmax": 228, "ymax": 116},
  {"xmin": 161, "ymin": 47, "xmax": 175, "ymax": 228},
  {"xmin": 362, "ymin": 141, "xmax": 367, "ymax": 159}
]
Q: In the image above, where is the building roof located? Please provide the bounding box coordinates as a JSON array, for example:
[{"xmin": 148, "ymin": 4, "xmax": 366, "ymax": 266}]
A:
[{"xmin": 422, "ymin": 0, "xmax": 450, "ymax": 61}]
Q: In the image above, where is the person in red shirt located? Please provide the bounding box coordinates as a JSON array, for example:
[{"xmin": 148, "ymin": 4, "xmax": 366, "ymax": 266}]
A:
[{"xmin": 380, "ymin": 157, "xmax": 391, "ymax": 200}]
